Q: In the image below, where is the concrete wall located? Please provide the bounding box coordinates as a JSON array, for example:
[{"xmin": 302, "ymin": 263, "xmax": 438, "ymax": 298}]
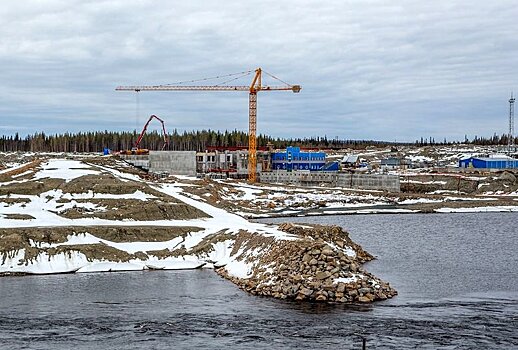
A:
[
  {"xmin": 119, "ymin": 155, "xmax": 149, "ymax": 170},
  {"xmin": 260, "ymin": 171, "xmax": 400, "ymax": 192},
  {"xmin": 148, "ymin": 151, "xmax": 196, "ymax": 175}
]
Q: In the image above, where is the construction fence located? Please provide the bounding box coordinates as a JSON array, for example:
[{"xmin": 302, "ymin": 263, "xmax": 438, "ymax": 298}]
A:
[{"xmin": 260, "ymin": 171, "xmax": 400, "ymax": 192}]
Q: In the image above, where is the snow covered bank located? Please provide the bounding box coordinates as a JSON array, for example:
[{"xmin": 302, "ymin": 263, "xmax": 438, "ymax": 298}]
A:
[{"xmin": 0, "ymin": 156, "xmax": 397, "ymax": 303}]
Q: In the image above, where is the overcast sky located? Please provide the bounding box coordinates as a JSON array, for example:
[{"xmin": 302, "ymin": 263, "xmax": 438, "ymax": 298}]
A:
[{"xmin": 0, "ymin": 0, "xmax": 517, "ymax": 141}]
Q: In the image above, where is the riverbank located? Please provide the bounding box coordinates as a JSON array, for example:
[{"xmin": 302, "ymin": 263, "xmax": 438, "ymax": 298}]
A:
[
  {"xmin": 175, "ymin": 175, "xmax": 518, "ymax": 219},
  {"xmin": 0, "ymin": 155, "xmax": 396, "ymax": 303}
]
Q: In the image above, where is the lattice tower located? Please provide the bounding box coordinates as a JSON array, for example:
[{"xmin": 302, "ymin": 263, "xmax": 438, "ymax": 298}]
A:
[{"xmin": 509, "ymin": 92, "xmax": 515, "ymax": 154}]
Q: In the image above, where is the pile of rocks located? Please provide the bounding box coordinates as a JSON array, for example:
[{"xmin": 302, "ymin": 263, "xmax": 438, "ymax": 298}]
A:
[{"xmin": 216, "ymin": 223, "xmax": 397, "ymax": 303}]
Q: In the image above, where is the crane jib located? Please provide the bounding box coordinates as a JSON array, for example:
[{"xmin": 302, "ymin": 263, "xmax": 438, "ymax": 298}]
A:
[{"xmin": 115, "ymin": 85, "xmax": 299, "ymax": 92}]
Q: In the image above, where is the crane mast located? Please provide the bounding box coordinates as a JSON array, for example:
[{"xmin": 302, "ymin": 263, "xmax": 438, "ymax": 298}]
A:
[{"xmin": 116, "ymin": 68, "xmax": 300, "ymax": 182}]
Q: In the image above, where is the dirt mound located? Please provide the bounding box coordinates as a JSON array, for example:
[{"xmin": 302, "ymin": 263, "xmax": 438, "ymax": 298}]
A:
[
  {"xmin": 2, "ymin": 214, "xmax": 35, "ymax": 220},
  {"xmin": 0, "ymin": 225, "xmax": 204, "ymax": 265},
  {"xmin": 278, "ymin": 223, "xmax": 373, "ymax": 261},
  {"xmin": 498, "ymin": 171, "xmax": 517, "ymax": 183},
  {"xmin": 81, "ymin": 226, "xmax": 203, "ymax": 243},
  {"xmin": 0, "ymin": 160, "xmax": 41, "ymax": 182},
  {"xmin": 60, "ymin": 174, "xmax": 151, "ymax": 195},
  {"xmin": 47, "ymin": 243, "xmax": 137, "ymax": 263},
  {"xmin": 0, "ymin": 226, "xmax": 202, "ymax": 246},
  {"xmin": 0, "ymin": 178, "xmax": 65, "ymax": 196},
  {"xmin": 400, "ymin": 175, "xmax": 479, "ymax": 194},
  {"xmin": 57, "ymin": 198, "xmax": 209, "ymax": 221},
  {"xmin": 85, "ymin": 158, "xmax": 147, "ymax": 177}
]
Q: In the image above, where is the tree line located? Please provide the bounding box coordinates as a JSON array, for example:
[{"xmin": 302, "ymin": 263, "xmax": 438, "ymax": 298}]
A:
[{"xmin": 0, "ymin": 130, "xmax": 516, "ymax": 153}]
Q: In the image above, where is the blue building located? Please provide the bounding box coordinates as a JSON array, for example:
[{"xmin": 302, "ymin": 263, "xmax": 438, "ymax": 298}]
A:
[
  {"xmin": 459, "ymin": 157, "xmax": 518, "ymax": 169},
  {"xmin": 271, "ymin": 146, "xmax": 338, "ymax": 171}
]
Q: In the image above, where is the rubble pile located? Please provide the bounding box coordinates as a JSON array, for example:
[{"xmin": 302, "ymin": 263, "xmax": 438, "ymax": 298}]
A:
[{"xmin": 217, "ymin": 224, "xmax": 397, "ymax": 303}]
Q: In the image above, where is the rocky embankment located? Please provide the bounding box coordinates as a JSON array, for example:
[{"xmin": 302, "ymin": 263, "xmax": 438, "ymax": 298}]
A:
[{"xmin": 216, "ymin": 223, "xmax": 397, "ymax": 303}]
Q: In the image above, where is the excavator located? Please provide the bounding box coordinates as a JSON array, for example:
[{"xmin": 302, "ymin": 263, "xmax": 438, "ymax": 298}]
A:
[{"xmin": 120, "ymin": 114, "xmax": 169, "ymax": 155}]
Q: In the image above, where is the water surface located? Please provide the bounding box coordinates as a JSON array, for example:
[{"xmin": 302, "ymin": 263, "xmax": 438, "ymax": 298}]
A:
[{"xmin": 0, "ymin": 212, "xmax": 516, "ymax": 349}]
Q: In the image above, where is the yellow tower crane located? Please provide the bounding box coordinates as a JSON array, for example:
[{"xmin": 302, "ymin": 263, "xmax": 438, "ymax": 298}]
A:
[{"xmin": 115, "ymin": 68, "xmax": 301, "ymax": 182}]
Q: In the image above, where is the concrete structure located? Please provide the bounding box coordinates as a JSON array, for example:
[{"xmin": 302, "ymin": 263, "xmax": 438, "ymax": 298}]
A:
[
  {"xmin": 149, "ymin": 151, "xmax": 196, "ymax": 175},
  {"xmin": 459, "ymin": 156, "xmax": 518, "ymax": 169},
  {"xmin": 120, "ymin": 151, "xmax": 196, "ymax": 175},
  {"xmin": 196, "ymin": 149, "xmax": 270, "ymax": 177},
  {"xmin": 119, "ymin": 154, "xmax": 149, "ymax": 170},
  {"xmin": 260, "ymin": 171, "xmax": 400, "ymax": 192}
]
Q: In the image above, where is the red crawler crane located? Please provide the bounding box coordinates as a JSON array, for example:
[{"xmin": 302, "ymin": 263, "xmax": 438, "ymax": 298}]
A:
[{"xmin": 121, "ymin": 114, "xmax": 169, "ymax": 155}]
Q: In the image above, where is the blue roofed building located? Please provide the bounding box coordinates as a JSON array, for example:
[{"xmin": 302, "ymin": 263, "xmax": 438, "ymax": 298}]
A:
[
  {"xmin": 271, "ymin": 146, "xmax": 337, "ymax": 171},
  {"xmin": 459, "ymin": 157, "xmax": 518, "ymax": 169}
]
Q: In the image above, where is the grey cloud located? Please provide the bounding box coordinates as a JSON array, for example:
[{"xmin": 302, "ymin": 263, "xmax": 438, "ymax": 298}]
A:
[{"xmin": 0, "ymin": 0, "xmax": 516, "ymax": 141}]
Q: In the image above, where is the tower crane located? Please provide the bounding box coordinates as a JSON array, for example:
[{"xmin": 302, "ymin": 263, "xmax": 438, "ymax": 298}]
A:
[{"xmin": 115, "ymin": 68, "xmax": 301, "ymax": 182}]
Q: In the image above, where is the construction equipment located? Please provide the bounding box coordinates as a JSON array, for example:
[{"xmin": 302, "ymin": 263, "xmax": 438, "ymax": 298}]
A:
[
  {"xmin": 120, "ymin": 114, "xmax": 169, "ymax": 155},
  {"xmin": 116, "ymin": 68, "xmax": 300, "ymax": 182}
]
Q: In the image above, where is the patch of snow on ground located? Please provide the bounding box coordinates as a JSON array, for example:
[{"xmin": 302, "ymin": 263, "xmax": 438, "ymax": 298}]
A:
[
  {"xmin": 234, "ymin": 186, "xmax": 263, "ymax": 200},
  {"xmin": 405, "ymin": 155, "xmax": 433, "ymax": 162},
  {"xmin": 444, "ymin": 196, "xmax": 497, "ymax": 202},
  {"xmin": 92, "ymin": 164, "xmax": 142, "ymax": 182},
  {"xmin": 34, "ymin": 159, "xmax": 100, "ymax": 182},
  {"xmin": 154, "ymin": 184, "xmax": 297, "ymax": 241},
  {"xmin": 77, "ymin": 262, "xmax": 145, "ymax": 273},
  {"xmin": 173, "ymin": 175, "xmax": 201, "ymax": 181},
  {"xmin": 323, "ymin": 209, "xmax": 418, "ymax": 214},
  {"xmin": 403, "ymin": 180, "xmax": 447, "ymax": 185},
  {"xmin": 224, "ymin": 259, "xmax": 253, "ymax": 279},
  {"xmin": 436, "ymin": 206, "xmax": 518, "ymax": 213},
  {"xmin": 12, "ymin": 170, "xmax": 33, "ymax": 178},
  {"xmin": 146, "ymin": 258, "xmax": 205, "ymax": 270},
  {"xmin": 334, "ymin": 276, "xmax": 358, "ymax": 284},
  {"xmin": 0, "ymin": 250, "xmax": 88, "ymax": 274},
  {"xmin": 61, "ymin": 190, "xmax": 155, "ymax": 201},
  {"xmin": 427, "ymin": 190, "xmax": 461, "ymax": 195},
  {"xmin": 0, "ymin": 163, "xmax": 27, "ymax": 175}
]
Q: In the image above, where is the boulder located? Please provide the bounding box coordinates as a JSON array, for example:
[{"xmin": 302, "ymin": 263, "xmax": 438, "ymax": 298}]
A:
[
  {"xmin": 498, "ymin": 171, "xmax": 517, "ymax": 183},
  {"xmin": 321, "ymin": 248, "xmax": 334, "ymax": 256},
  {"xmin": 316, "ymin": 271, "xmax": 331, "ymax": 280},
  {"xmin": 299, "ymin": 287, "xmax": 313, "ymax": 296},
  {"xmin": 358, "ymin": 296, "xmax": 371, "ymax": 303},
  {"xmin": 315, "ymin": 294, "xmax": 327, "ymax": 301}
]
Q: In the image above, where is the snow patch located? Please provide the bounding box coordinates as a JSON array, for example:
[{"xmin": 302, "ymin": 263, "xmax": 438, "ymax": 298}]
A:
[{"xmin": 34, "ymin": 159, "xmax": 100, "ymax": 182}]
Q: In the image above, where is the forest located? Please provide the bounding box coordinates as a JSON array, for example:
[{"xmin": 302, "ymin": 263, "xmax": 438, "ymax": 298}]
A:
[{"xmin": 0, "ymin": 130, "xmax": 516, "ymax": 153}]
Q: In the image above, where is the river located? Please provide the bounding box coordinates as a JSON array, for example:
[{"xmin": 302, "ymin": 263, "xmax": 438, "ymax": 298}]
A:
[{"xmin": 0, "ymin": 212, "xmax": 516, "ymax": 349}]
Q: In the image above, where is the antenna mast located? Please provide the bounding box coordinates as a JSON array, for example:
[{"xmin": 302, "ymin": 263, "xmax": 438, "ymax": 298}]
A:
[{"xmin": 509, "ymin": 92, "xmax": 515, "ymax": 155}]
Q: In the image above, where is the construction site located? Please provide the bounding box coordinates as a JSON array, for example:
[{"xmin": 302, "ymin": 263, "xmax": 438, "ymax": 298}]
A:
[{"xmin": 113, "ymin": 68, "xmax": 402, "ymax": 192}]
